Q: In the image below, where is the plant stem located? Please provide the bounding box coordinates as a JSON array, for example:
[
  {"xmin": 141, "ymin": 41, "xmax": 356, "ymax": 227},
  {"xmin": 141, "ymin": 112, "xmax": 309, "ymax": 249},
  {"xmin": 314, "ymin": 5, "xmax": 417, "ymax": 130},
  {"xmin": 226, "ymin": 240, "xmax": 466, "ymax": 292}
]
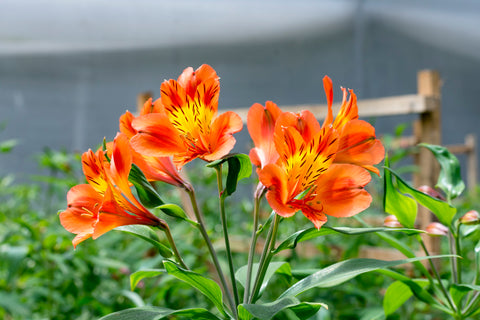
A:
[
  {"xmin": 185, "ymin": 186, "xmax": 237, "ymax": 319},
  {"xmin": 215, "ymin": 165, "xmax": 240, "ymax": 308},
  {"xmin": 162, "ymin": 225, "xmax": 188, "ymax": 270},
  {"xmin": 243, "ymin": 185, "xmax": 262, "ymax": 303},
  {"xmin": 454, "ymin": 223, "xmax": 462, "ymax": 284},
  {"xmin": 418, "ymin": 236, "xmax": 456, "ymax": 312},
  {"xmin": 449, "ymin": 228, "xmax": 459, "ymax": 284},
  {"xmin": 249, "ymin": 213, "xmax": 280, "ymax": 303}
]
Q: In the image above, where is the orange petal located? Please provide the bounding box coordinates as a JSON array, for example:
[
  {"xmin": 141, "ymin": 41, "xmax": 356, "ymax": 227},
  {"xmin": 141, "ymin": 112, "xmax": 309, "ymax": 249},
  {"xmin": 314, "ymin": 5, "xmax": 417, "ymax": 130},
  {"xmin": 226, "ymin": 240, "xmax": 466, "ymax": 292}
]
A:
[
  {"xmin": 276, "ymin": 110, "xmax": 320, "ymax": 143},
  {"xmin": 315, "ymin": 164, "xmax": 372, "ymax": 218},
  {"xmin": 131, "ymin": 113, "xmax": 185, "ymax": 157},
  {"xmin": 81, "ymin": 149, "xmax": 109, "ymax": 195},
  {"xmin": 140, "ymin": 97, "xmax": 165, "ymax": 116},
  {"xmin": 202, "ymin": 111, "xmax": 243, "ymax": 162},
  {"xmin": 333, "ymin": 88, "xmax": 359, "ymax": 129},
  {"xmin": 301, "ymin": 208, "xmax": 328, "ymax": 229},
  {"xmin": 119, "ymin": 111, "xmax": 137, "ymax": 138},
  {"xmin": 177, "ymin": 64, "xmax": 218, "ymax": 98},
  {"xmin": 110, "ymin": 133, "xmax": 133, "ymax": 191},
  {"xmin": 334, "ymin": 120, "xmax": 385, "ymax": 175},
  {"xmin": 60, "ymin": 184, "xmax": 101, "ymax": 247},
  {"xmin": 322, "ymin": 76, "xmax": 334, "ymax": 128},
  {"xmin": 258, "ymin": 164, "xmax": 297, "ymax": 217}
]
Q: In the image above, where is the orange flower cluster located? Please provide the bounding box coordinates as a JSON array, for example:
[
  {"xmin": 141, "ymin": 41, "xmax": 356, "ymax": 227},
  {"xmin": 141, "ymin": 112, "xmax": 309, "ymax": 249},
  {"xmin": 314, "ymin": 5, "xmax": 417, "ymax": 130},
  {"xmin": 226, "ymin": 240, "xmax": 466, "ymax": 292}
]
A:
[
  {"xmin": 248, "ymin": 76, "xmax": 384, "ymax": 228},
  {"xmin": 61, "ymin": 65, "xmax": 384, "ymax": 246}
]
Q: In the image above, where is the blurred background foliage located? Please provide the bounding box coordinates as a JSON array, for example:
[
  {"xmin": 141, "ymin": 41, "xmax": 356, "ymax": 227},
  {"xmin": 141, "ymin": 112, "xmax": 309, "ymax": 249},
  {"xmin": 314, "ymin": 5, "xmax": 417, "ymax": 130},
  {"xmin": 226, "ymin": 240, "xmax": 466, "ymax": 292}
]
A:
[{"xmin": 1, "ymin": 122, "xmax": 479, "ymax": 319}]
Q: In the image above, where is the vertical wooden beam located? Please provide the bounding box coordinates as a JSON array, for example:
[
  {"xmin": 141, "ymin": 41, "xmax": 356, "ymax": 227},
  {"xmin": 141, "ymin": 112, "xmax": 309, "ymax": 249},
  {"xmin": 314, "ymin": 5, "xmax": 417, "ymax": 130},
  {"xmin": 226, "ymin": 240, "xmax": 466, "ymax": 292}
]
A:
[
  {"xmin": 466, "ymin": 134, "xmax": 477, "ymax": 195},
  {"xmin": 137, "ymin": 91, "xmax": 153, "ymax": 114},
  {"xmin": 414, "ymin": 70, "xmax": 442, "ymax": 255}
]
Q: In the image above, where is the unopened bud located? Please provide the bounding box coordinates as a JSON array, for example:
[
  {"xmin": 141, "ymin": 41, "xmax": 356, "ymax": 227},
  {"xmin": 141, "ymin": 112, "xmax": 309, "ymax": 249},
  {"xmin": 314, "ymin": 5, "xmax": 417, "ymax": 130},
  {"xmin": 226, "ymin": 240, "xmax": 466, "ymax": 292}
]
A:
[
  {"xmin": 425, "ymin": 222, "xmax": 449, "ymax": 236},
  {"xmin": 417, "ymin": 185, "xmax": 446, "ymax": 201},
  {"xmin": 384, "ymin": 215, "xmax": 403, "ymax": 228},
  {"xmin": 459, "ymin": 210, "xmax": 480, "ymax": 225}
]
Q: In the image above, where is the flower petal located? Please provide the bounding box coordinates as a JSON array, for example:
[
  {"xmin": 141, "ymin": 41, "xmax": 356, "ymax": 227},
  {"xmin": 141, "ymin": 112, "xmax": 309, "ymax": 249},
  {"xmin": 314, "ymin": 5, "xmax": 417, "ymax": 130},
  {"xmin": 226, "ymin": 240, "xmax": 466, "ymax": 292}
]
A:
[
  {"xmin": 202, "ymin": 111, "xmax": 243, "ymax": 162},
  {"xmin": 315, "ymin": 164, "xmax": 372, "ymax": 218},
  {"xmin": 131, "ymin": 113, "xmax": 185, "ymax": 157},
  {"xmin": 259, "ymin": 163, "xmax": 297, "ymax": 217}
]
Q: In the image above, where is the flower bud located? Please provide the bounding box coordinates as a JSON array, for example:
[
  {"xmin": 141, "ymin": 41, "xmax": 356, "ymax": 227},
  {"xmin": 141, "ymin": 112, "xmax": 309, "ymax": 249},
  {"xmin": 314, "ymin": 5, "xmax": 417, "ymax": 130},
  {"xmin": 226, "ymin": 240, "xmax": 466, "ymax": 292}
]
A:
[
  {"xmin": 384, "ymin": 215, "xmax": 403, "ymax": 228},
  {"xmin": 425, "ymin": 222, "xmax": 449, "ymax": 236},
  {"xmin": 459, "ymin": 210, "xmax": 480, "ymax": 225},
  {"xmin": 417, "ymin": 185, "xmax": 446, "ymax": 201}
]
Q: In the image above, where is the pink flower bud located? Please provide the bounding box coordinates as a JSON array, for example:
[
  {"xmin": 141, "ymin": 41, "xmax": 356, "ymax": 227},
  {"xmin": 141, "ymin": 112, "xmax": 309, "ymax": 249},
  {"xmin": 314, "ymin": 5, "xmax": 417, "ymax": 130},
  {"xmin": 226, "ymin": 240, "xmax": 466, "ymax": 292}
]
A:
[
  {"xmin": 384, "ymin": 215, "xmax": 403, "ymax": 228},
  {"xmin": 459, "ymin": 210, "xmax": 480, "ymax": 225},
  {"xmin": 425, "ymin": 222, "xmax": 449, "ymax": 236},
  {"xmin": 417, "ymin": 185, "xmax": 446, "ymax": 201}
]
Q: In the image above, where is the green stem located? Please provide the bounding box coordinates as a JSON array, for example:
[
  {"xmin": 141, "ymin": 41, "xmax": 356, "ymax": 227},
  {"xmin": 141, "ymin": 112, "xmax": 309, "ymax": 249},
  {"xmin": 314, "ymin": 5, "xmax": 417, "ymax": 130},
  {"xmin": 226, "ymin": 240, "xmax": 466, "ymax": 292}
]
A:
[
  {"xmin": 243, "ymin": 185, "xmax": 263, "ymax": 303},
  {"xmin": 249, "ymin": 214, "xmax": 280, "ymax": 303},
  {"xmin": 454, "ymin": 223, "xmax": 462, "ymax": 284},
  {"xmin": 418, "ymin": 236, "xmax": 456, "ymax": 312},
  {"xmin": 463, "ymin": 291, "xmax": 480, "ymax": 317},
  {"xmin": 163, "ymin": 225, "xmax": 188, "ymax": 270},
  {"xmin": 185, "ymin": 186, "xmax": 237, "ymax": 319},
  {"xmin": 215, "ymin": 165, "xmax": 240, "ymax": 308}
]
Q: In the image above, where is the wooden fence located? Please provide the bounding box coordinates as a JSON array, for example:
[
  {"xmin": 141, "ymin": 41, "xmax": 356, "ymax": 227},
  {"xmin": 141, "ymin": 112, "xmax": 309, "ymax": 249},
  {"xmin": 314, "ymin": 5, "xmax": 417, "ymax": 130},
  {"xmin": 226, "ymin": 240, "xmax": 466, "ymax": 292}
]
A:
[{"xmin": 137, "ymin": 70, "xmax": 477, "ymax": 260}]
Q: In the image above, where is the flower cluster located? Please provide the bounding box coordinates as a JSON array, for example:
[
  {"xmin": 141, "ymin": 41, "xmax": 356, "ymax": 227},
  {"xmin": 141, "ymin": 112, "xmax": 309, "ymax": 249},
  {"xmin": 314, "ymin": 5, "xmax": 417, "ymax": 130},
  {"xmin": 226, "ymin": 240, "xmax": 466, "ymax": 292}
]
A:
[{"xmin": 60, "ymin": 64, "xmax": 384, "ymax": 245}]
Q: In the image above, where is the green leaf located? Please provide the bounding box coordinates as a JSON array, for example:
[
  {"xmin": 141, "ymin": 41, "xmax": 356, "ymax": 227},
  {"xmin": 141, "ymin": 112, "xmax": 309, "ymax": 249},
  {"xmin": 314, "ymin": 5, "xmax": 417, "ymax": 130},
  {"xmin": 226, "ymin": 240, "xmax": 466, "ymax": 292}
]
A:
[
  {"xmin": 163, "ymin": 260, "xmax": 227, "ymax": 317},
  {"xmin": 207, "ymin": 153, "xmax": 252, "ymax": 196},
  {"xmin": 116, "ymin": 225, "xmax": 172, "ymax": 258},
  {"xmin": 384, "ymin": 156, "xmax": 417, "ymax": 228},
  {"xmin": 280, "ymin": 255, "xmax": 451, "ymax": 298},
  {"xmin": 387, "ymin": 168, "xmax": 457, "ymax": 227},
  {"xmin": 274, "ymin": 226, "xmax": 423, "ymax": 253},
  {"xmin": 0, "ymin": 139, "xmax": 17, "ymax": 153},
  {"xmin": 450, "ymin": 284, "xmax": 472, "ymax": 308},
  {"xmin": 98, "ymin": 306, "xmax": 221, "ymax": 320},
  {"xmin": 383, "ymin": 280, "xmax": 427, "ymax": 316},
  {"xmin": 129, "ymin": 164, "xmax": 164, "ymax": 208},
  {"xmin": 236, "ymin": 262, "xmax": 292, "ymax": 295},
  {"xmin": 121, "ymin": 290, "xmax": 145, "ymax": 307},
  {"xmin": 239, "ymin": 296, "xmax": 326, "ymax": 320},
  {"xmin": 420, "ymin": 143, "xmax": 465, "ymax": 200},
  {"xmin": 130, "ymin": 269, "xmax": 165, "ymax": 290},
  {"xmin": 156, "ymin": 204, "xmax": 187, "ymax": 220}
]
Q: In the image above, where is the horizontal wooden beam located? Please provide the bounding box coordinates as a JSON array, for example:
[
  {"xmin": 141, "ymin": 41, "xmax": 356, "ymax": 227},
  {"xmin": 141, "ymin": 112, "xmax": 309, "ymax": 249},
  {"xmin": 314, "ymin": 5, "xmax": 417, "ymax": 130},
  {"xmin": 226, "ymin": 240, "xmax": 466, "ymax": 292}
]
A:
[{"xmin": 234, "ymin": 94, "xmax": 437, "ymax": 122}]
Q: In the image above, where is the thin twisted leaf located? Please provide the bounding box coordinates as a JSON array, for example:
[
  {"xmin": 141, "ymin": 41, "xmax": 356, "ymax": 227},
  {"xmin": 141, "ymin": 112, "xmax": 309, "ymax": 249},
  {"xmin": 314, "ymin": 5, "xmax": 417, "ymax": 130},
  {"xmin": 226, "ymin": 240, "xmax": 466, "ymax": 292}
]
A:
[
  {"xmin": 280, "ymin": 255, "xmax": 452, "ymax": 298},
  {"xmin": 163, "ymin": 260, "xmax": 227, "ymax": 317},
  {"xmin": 116, "ymin": 225, "xmax": 172, "ymax": 258},
  {"xmin": 207, "ymin": 153, "xmax": 252, "ymax": 196},
  {"xmin": 420, "ymin": 143, "xmax": 465, "ymax": 200},
  {"xmin": 274, "ymin": 226, "xmax": 423, "ymax": 253},
  {"xmin": 239, "ymin": 296, "xmax": 326, "ymax": 320},
  {"xmin": 98, "ymin": 306, "xmax": 221, "ymax": 320}
]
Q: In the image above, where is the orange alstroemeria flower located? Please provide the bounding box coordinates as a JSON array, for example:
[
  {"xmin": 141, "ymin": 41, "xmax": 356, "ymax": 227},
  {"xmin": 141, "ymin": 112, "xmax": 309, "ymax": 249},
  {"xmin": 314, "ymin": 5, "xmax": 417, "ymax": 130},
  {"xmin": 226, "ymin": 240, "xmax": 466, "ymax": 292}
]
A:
[
  {"xmin": 130, "ymin": 64, "xmax": 243, "ymax": 169},
  {"xmin": 322, "ymin": 76, "xmax": 385, "ymax": 175},
  {"xmin": 60, "ymin": 133, "xmax": 165, "ymax": 247},
  {"xmin": 258, "ymin": 116, "xmax": 373, "ymax": 228},
  {"xmin": 247, "ymin": 101, "xmax": 283, "ymax": 169},
  {"xmin": 118, "ymin": 99, "xmax": 187, "ymax": 188}
]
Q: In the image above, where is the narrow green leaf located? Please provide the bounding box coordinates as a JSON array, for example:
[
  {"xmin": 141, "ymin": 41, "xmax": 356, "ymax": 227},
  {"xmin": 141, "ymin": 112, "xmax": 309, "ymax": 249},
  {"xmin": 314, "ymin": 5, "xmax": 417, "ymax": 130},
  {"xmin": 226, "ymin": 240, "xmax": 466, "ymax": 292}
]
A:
[
  {"xmin": 156, "ymin": 204, "xmax": 187, "ymax": 220},
  {"xmin": 130, "ymin": 269, "xmax": 165, "ymax": 290},
  {"xmin": 121, "ymin": 290, "xmax": 145, "ymax": 307},
  {"xmin": 280, "ymin": 255, "xmax": 452, "ymax": 298},
  {"xmin": 420, "ymin": 143, "xmax": 465, "ymax": 200},
  {"xmin": 384, "ymin": 157, "xmax": 417, "ymax": 228},
  {"xmin": 239, "ymin": 296, "xmax": 326, "ymax": 320},
  {"xmin": 98, "ymin": 306, "xmax": 221, "ymax": 320},
  {"xmin": 163, "ymin": 260, "xmax": 227, "ymax": 317},
  {"xmin": 116, "ymin": 225, "xmax": 172, "ymax": 258},
  {"xmin": 207, "ymin": 153, "xmax": 252, "ymax": 196},
  {"xmin": 129, "ymin": 164, "xmax": 164, "ymax": 208},
  {"xmin": 274, "ymin": 226, "xmax": 423, "ymax": 253},
  {"xmin": 387, "ymin": 168, "xmax": 457, "ymax": 227}
]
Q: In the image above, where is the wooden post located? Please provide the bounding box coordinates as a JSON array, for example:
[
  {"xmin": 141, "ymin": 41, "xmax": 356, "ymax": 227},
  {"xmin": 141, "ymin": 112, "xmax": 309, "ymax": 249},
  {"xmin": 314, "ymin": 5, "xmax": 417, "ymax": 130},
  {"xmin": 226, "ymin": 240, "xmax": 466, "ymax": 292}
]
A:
[
  {"xmin": 137, "ymin": 91, "xmax": 153, "ymax": 114},
  {"xmin": 414, "ymin": 70, "xmax": 442, "ymax": 256}
]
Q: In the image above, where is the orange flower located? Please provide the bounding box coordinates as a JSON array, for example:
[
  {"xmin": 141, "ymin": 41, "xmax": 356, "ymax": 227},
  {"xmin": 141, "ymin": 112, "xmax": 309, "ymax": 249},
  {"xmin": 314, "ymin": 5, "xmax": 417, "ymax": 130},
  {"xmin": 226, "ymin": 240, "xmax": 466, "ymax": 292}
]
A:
[
  {"xmin": 322, "ymin": 76, "xmax": 385, "ymax": 175},
  {"xmin": 130, "ymin": 64, "xmax": 243, "ymax": 169},
  {"xmin": 258, "ymin": 115, "xmax": 372, "ymax": 228},
  {"xmin": 118, "ymin": 99, "xmax": 187, "ymax": 188},
  {"xmin": 247, "ymin": 101, "xmax": 283, "ymax": 169},
  {"xmin": 60, "ymin": 133, "xmax": 165, "ymax": 247}
]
